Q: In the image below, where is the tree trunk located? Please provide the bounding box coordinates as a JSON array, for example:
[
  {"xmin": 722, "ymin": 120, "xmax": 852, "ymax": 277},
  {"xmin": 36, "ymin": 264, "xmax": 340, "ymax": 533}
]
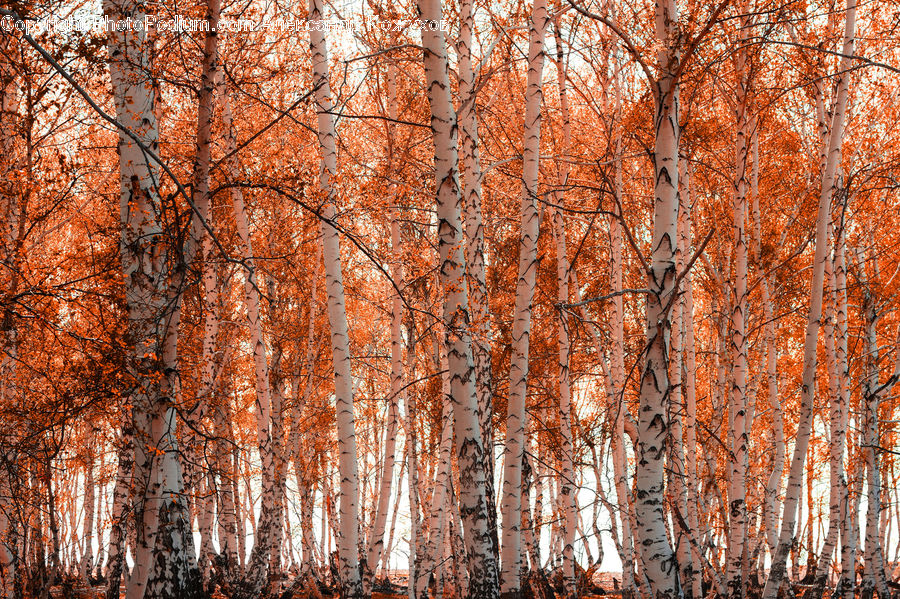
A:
[
  {"xmin": 416, "ymin": 1, "xmax": 500, "ymax": 595},
  {"xmin": 727, "ymin": 19, "xmax": 751, "ymax": 596},
  {"xmin": 811, "ymin": 221, "xmax": 845, "ymax": 595},
  {"xmin": 105, "ymin": 423, "xmax": 133, "ymax": 599},
  {"xmin": 500, "ymin": 0, "xmax": 549, "ymax": 594},
  {"xmin": 416, "ymin": 362, "xmax": 454, "ymax": 599},
  {"xmin": 858, "ymin": 252, "xmax": 892, "ymax": 599},
  {"xmin": 308, "ymin": 0, "xmax": 362, "ymax": 594},
  {"xmin": 633, "ymin": 0, "xmax": 682, "ymax": 596},
  {"xmin": 677, "ymin": 159, "xmax": 702, "ymax": 599},
  {"xmin": 550, "ymin": 17, "xmax": 578, "ymax": 599},
  {"xmin": 761, "ymin": 1, "xmax": 855, "ymax": 596},
  {"xmin": 458, "ymin": 1, "xmax": 497, "ymax": 539},
  {"xmin": 104, "ymin": 0, "xmax": 207, "ymax": 593},
  {"xmin": 80, "ymin": 442, "xmax": 95, "ymax": 583},
  {"xmin": 216, "ymin": 53, "xmax": 281, "ymax": 598}
]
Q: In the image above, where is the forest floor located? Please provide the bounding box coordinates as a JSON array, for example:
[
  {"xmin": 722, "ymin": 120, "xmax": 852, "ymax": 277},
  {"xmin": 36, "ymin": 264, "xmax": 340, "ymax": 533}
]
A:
[{"xmin": 45, "ymin": 574, "xmax": 627, "ymax": 599}]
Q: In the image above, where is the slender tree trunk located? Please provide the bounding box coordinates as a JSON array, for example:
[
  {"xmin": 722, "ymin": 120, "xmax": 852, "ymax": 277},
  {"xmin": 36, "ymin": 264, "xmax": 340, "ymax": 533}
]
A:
[
  {"xmin": 633, "ymin": 1, "xmax": 682, "ymax": 596},
  {"xmin": 669, "ymin": 177, "xmax": 690, "ymax": 599},
  {"xmin": 105, "ymin": 423, "xmax": 133, "ymax": 599},
  {"xmin": 214, "ymin": 386, "xmax": 240, "ymax": 578},
  {"xmin": 812, "ymin": 221, "xmax": 846, "ymax": 594},
  {"xmin": 195, "ymin": 285, "xmax": 218, "ymax": 582},
  {"xmin": 677, "ymin": 160, "xmax": 702, "ymax": 599},
  {"xmin": 416, "ymin": 358, "xmax": 454, "ymax": 599},
  {"xmin": 217, "ymin": 61, "xmax": 280, "ymax": 598},
  {"xmin": 458, "ymin": 2, "xmax": 497, "ymax": 540},
  {"xmin": 550, "ymin": 17, "xmax": 578, "ymax": 599},
  {"xmin": 80, "ymin": 443, "xmax": 95, "ymax": 583},
  {"xmin": 500, "ymin": 0, "xmax": 549, "ymax": 594},
  {"xmin": 833, "ymin": 212, "xmax": 855, "ymax": 599},
  {"xmin": 727, "ymin": 20, "xmax": 751, "ymax": 596},
  {"xmin": 858, "ymin": 254, "xmax": 892, "ymax": 599},
  {"xmin": 268, "ymin": 335, "xmax": 288, "ymax": 579},
  {"xmin": 308, "ymin": 0, "xmax": 362, "ymax": 594},
  {"xmin": 417, "ymin": 0, "xmax": 500, "ymax": 596},
  {"xmin": 405, "ymin": 312, "xmax": 422, "ymax": 599},
  {"xmin": 382, "ymin": 441, "xmax": 407, "ymax": 575},
  {"xmin": 761, "ymin": 3, "xmax": 855, "ymax": 597},
  {"xmin": 291, "ymin": 246, "xmax": 320, "ymax": 579},
  {"xmin": 749, "ymin": 124, "xmax": 784, "ymax": 560},
  {"xmin": 603, "ymin": 81, "xmax": 639, "ymax": 599}
]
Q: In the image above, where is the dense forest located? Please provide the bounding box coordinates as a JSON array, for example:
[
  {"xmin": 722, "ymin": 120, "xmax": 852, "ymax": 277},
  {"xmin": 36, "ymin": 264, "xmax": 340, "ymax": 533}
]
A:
[{"xmin": 0, "ymin": 0, "xmax": 899, "ymax": 598}]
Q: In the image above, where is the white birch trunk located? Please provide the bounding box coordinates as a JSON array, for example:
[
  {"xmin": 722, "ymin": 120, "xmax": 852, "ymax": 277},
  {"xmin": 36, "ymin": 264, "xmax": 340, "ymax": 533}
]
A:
[
  {"xmin": 727, "ymin": 21, "xmax": 751, "ymax": 596},
  {"xmin": 500, "ymin": 0, "xmax": 549, "ymax": 593},
  {"xmin": 749, "ymin": 125, "xmax": 785, "ymax": 559},
  {"xmin": 677, "ymin": 160, "xmax": 702, "ymax": 599},
  {"xmin": 669, "ymin": 181, "xmax": 689, "ymax": 598},
  {"xmin": 812, "ymin": 222, "xmax": 846, "ymax": 593},
  {"xmin": 761, "ymin": 3, "xmax": 855, "ymax": 597},
  {"xmin": 104, "ymin": 0, "xmax": 207, "ymax": 593},
  {"xmin": 634, "ymin": 1, "xmax": 682, "ymax": 595},
  {"xmin": 292, "ymin": 247, "xmax": 320, "ymax": 578},
  {"xmin": 308, "ymin": 0, "xmax": 362, "ymax": 593},
  {"xmin": 550, "ymin": 18, "xmax": 578, "ymax": 599},
  {"xmin": 416, "ymin": 363, "xmax": 454, "ymax": 599},
  {"xmin": 458, "ymin": 0, "xmax": 496, "ymax": 520},
  {"xmin": 417, "ymin": 0, "xmax": 500, "ymax": 595},
  {"xmin": 834, "ymin": 214, "xmax": 855, "ymax": 599},
  {"xmin": 105, "ymin": 423, "xmax": 133, "ymax": 599},
  {"xmin": 214, "ymin": 387, "xmax": 240, "ymax": 577},
  {"xmin": 858, "ymin": 252, "xmax": 892, "ymax": 599},
  {"xmin": 80, "ymin": 443, "xmax": 95, "ymax": 582},
  {"xmin": 364, "ymin": 207, "xmax": 403, "ymax": 589},
  {"xmin": 216, "ymin": 66, "xmax": 281, "ymax": 596}
]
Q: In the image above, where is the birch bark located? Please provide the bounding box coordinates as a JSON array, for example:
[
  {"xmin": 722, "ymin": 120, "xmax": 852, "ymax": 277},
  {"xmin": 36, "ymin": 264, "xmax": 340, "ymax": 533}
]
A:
[
  {"xmin": 105, "ymin": 422, "xmax": 133, "ymax": 599},
  {"xmin": 812, "ymin": 222, "xmax": 846, "ymax": 595},
  {"xmin": 549, "ymin": 19, "xmax": 578, "ymax": 599},
  {"xmin": 727, "ymin": 17, "xmax": 751, "ymax": 595},
  {"xmin": 104, "ymin": 0, "xmax": 208, "ymax": 593},
  {"xmin": 415, "ymin": 362, "xmax": 454, "ymax": 599},
  {"xmin": 761, "ymin": 2, "xmax": 855, "ymax": 596},
  {"xmin": 677, "ymin": 160, "xmax": 702, "ymax": 599},
  {"xmin": 857, "ymin": 252, "xmax": 892, "ymax": 599},
  {"xmin": 500, "ymin": 0, "xmax": 549, "ymax": 594},
  {"xmin": 417, "ymin": 0, "xmax": 500, "ymax": 594},
  {"xmin": 458, "ymin": 0, "xmax": 496, "ymax": 520},
  {"xmin": 834, "ymin": 212, "xmax": 855, "ymax": 599},
  {"xmin": 308, "ymin": 0, "xmax": 362, "ymax": 594},
  {"xmin": 216, "ymin": 63, "xmax": 281, "ymax": 596},
  {"xmin": 633, "ymin": 0, "xmax": 682, "ymax": 595},
  {"xmin": 749, "ymin": 123, "xmax": 784, "ymax": 559},
  {"xmin": 80, "ymin": 441, "xmax": 95, "ymax": 582}
]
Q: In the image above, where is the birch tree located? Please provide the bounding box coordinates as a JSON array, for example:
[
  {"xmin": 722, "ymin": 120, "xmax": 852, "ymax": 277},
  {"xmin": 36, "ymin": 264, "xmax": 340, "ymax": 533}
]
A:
[
  {"xmin": 727, "ymin": 9, "xmax": 752, "ymax": 595},
  {"xmin": 308, "ymin": 0, "xmax": 362, "ymax": 594},
  {"xmin": 103, "ymin": 0, "xmax": 214, "ymax": 594},
  {"xmin": 761, "ymin": 1, "xmax": 856, "ymax": 596},
  {"xmin": 550, "ymin": 17, "xmax": 578, "ymax": 599},
  {"xmin": 633, "ymin": 1, "xmax": 683, "ymax": 595},
  {"xmin": 500, "ymin": 0, "xmax": 549, "ymax": 594},
  {"xmin": 458, "ymin": 0, "xmax": 496, "ymax": 512},
  {"xmin": 417, "ymin": 0, "xmax": 500, "ymax": 594}
]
